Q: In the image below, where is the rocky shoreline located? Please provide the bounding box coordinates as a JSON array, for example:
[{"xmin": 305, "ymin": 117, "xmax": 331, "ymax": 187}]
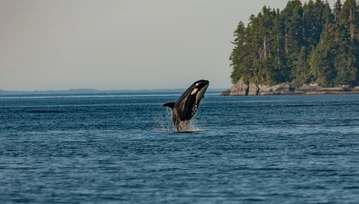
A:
[{"xmin": 221, "ymin": 78, "xmax": 359, "ymax": 96}]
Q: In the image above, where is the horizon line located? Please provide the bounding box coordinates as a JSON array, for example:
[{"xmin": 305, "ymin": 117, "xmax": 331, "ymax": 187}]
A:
[{"xmin": 0, "ymin": 87, "xmax": 227, "ymax": 93}]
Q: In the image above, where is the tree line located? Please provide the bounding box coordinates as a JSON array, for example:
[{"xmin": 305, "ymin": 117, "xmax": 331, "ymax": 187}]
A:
[{"xmin": 229, "ymin": 0, "xmax": 359, "ymax": 87}]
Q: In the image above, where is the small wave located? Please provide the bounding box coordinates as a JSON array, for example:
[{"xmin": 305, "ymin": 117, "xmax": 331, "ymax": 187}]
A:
[
  {"xmin": 27, "ymin": 110, "xmax": 62, "ymax": 113},
  {"xmin": 174, "ymin": 129, "xmax": 205, "ymax": 134},
  {"xmin": 294, "ymin": 124, "xmax": 322, "ymax": 127}
]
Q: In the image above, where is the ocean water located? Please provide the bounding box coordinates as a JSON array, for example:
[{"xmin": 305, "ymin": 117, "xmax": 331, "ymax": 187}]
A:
[{"xmin": 1, "ymin": 92, "xmax": 359, "ymax": 203}]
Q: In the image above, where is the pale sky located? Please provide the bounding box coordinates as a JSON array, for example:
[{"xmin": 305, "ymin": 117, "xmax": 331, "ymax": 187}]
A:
[{"xmin": 0, "ymin": 0, "xmax": 336, "ymax": 91}]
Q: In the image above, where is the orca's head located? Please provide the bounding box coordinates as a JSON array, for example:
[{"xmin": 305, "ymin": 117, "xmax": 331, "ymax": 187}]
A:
[{"xmin": 189, "ymin": 79, "xmax": 209, "ymax": 101}]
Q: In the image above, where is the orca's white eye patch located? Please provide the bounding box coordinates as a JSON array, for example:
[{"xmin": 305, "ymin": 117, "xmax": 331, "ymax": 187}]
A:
[{"xmin": 191, "ymin": 88, "xmax": 198, "ymax": 95}]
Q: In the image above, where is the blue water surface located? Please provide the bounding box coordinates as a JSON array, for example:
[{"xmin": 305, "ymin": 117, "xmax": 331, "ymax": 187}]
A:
[{"xmin": 1, "ymin": 92, "xmax": 359, "ymax": 203}]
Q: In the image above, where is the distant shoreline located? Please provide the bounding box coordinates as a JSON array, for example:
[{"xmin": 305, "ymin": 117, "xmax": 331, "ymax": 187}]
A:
[
  {"xmin": 221, "ymin": 79, "xmax": 359, "ymax": 96},
  {"xmin": 0, "ymin": 88, "xmax": 225, "ymax": 96}
]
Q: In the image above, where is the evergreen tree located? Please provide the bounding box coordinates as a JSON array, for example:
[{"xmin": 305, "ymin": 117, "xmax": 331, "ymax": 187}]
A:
[
  {"xmin": 269, "ymin": 8, "xmax": 287, "ymax": 83},
  {"xmin": 322, "ymin": 0, "xmax": 335, "ymax": 25},
  {"xmin": 282, "ymin": 0, "xmax": 304, "ymax": 82},
  {"xmin": 334, "ymin": 0, "xmax": 342, "ymax": 24},
  {"xmin": 229, "ymin": 22, "xmax": 248, "ymax": 84},
  {"xmin": 334, "ymin": 0, "xmax": 359, "ymax": 85},
  {"xmin": 291, "ymin": 46, "xmax": 311, "ymax": 85},
  {"xmin": 309, "ymin": 23, "xmax": 336, "ymax": 86}
]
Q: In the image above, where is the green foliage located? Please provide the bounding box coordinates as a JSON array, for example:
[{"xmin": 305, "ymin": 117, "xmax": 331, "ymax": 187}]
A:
[{"xmin": 229, "ymin": 0, "xmax": 359, "ymax": 87}]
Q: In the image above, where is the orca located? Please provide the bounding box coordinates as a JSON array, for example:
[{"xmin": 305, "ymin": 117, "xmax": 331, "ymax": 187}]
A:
[{"xmin": 163, "ymin": 79, "xmax": 209, "ymax": 132}]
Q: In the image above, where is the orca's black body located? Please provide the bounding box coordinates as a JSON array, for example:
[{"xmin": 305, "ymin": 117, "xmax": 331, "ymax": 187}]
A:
[{"xmin": 163, "ymin": 80, "xmax": 209, "ymax": 132}]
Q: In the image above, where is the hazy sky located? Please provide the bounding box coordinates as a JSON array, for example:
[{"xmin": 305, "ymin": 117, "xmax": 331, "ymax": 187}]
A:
[{"xmin": 1, "ymin": 0, "xmax": 336, "ymax": 91}]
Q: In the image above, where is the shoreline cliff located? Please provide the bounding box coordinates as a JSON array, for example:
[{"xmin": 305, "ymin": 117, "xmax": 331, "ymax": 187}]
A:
[{"xmin": 221, "ymin": 78, "xmax": 359, "ymax": 96}]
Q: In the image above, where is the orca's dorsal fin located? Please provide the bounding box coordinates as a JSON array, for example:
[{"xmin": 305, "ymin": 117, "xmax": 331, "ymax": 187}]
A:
[{"xmin": 163, "ymin": 102, "xmax": 175, "ymax": 109}]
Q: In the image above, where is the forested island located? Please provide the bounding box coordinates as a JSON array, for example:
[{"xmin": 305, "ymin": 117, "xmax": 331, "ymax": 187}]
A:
[{"xmin": 222, "ymin": 0, "xmax": 359, "ymax": 96}]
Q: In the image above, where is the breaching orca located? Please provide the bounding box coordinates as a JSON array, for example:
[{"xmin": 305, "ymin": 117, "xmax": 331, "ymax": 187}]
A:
[{"xmin": 163, "ymin": 79, "xmax": 209, "ymax": 132}]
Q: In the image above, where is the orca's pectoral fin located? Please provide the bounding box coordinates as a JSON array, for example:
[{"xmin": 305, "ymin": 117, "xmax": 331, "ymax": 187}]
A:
[{"xmin": 163, "ymin": 102, "xmax": 175, "ymax": 109}]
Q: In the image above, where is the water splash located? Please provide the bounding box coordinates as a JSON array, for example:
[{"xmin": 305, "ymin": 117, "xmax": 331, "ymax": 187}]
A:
[
  {"xmin": 154, "ymin": 108, "xmax": 204, "ymax": 133},
  {"xmin": 153, "ymin": 108, "xmax": 174, "ymax": 132},
  {"xmin": 184, "ymin": 118, "xmax": 205, "ymax": 132}
]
